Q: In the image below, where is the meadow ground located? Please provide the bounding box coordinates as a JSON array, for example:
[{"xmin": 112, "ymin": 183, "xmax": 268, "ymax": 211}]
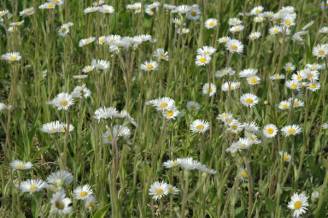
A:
[{"xmin": 0, "ymin": 0, "xmax": 328, "ymax": 217}]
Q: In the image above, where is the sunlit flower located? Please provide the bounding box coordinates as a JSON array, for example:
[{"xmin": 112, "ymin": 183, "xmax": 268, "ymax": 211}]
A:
[
  {"xmin": 195, "ymin": 54, "xmax": 211, "ymax": 66},
  {"xmin": 226, "ymin": 39, "xmax": 244, "ymax": 54},
  {"xmin": 279, "ymin": 151, "xmax": 291, "ymax": 162},
  {"xmin": 50, "ymin": 190, "xmax": 72, "ymax": 215},
  {"xmin": 281, "ymin": 125, "xmax": 302, "ymax": 136},
  {"xmin": 49, "ymin": 93, "xmax": 74, "ymax": 110},
  {"xmin": 1, "ymin": 52, "xmax": 21, "ymax": 63},
  {"xmin": 190, "ymin": 119, "xmax": 210, "ymax": 133},
  {"xmin": 149, "ymin": 181, "xmax": 169, "ymax": 200},
  {"xmin": 204, "ymin": 18, "xmax": 218, "ymax": 29},
  {"xmin": 20, "ymin": 179, "xmax": 47, "ymax": 194},
  {"xmin": 263, "ymin": 124, "xmax": 278, "ymax": 138},
  {"xmin": 41, "ymin": 121, "xmax": 74, "ymax": 134},
  {"xmin": 202, "ymin": 83, "xmax": 217, "ymax": 96},
  {"xmin": 288, "ymin": 193, "xmax": 308, "ymax": 218},
  {"xmin": 73, "ymin": 185, "xmax": 93, "ymax": 200},
  {"xmin": 10, "ymin": 160, "xmax": 33, "ymax": 170},
  {"xmin": 140, "ymin": 60, "xmax": 158, "ymax": 72},
  {"xmin": 240, "ymin": 93, "xmax": 259, "ymax": 107}
]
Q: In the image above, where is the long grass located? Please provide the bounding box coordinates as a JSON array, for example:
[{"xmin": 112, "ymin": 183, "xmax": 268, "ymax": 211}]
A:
[{"xmin": 1, "ymin": 0, "xmax": 328, "ymax": 217}]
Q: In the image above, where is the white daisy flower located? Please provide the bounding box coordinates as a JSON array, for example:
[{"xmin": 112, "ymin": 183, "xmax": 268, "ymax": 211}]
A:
[
  {"xmin": 91, "ymin": 59, "xmax": 110, "ymax": 71},
  {"xmin": 149, "ymin": 181, "xmax": 169, "ymax": 200},
  {"xmin": 195, "ymin": 54, "xmax": 211, "ymax": 66},
  {"xmin": 288, "ymin": 193, "xmax": 308, "ymax": 218},
  {"xmin": 79, "ymin": 37, "xmax": 96, "ymax": 47},
  {"xmin": 278, "ymin": 100, "xmax": 291, "ymax": 110},
  {"xmin": 250, "ymin": 6, "xmax": 264, "ymax": 15},
  {"xmin": 247, "ymin": 75, "xmax": 261, "ymax": 86},
  {"xmin": 41, "ymin": 121, "xmax": 74, "ymax": 134},
  {"xmin": 226, "ymin": 39, "xmax": 244, "ymax": 54},
  {"xmin": 240, "ymin": 93, "xmax": 259, "ymax": 107},
  {"xmin": 249, "ymin": 32, "xmax": 261, "ymax": 40},
  {"xmin": 50, "ymin": 190, "xmax": 72, "ymax": 215},
  {"xmin": 47, "ymin": 170, "xmax": 73, "ymax": 190},
  {"xmin": 228, "ymin": 17, "xmax": 242, "ymax": 26},
  {"xmin": 229, "ymin": 24, "xmax": 244, "ymax": 33},
  {"xmin": 10, "ymin": 160, "xmax": 33, "ymax": 170},
  {"xmin": 20, "ymin": 179, "xmax": 47, "ymax": 194},
  {"xmin": 202, "ymin": 83, "xmax": 217, "ymax": 97},
  {"xmin": 94, "ymin": 107, "xmax": 119, "ymax": 121},
  {"xmin": 281, "ymin": 125, "xmax": 302, "ymax": 137},
  {"xmin": 49, "ymin": 93, "xmax": 74, "ymax": 111},
  {"xmin": 153, "ymin": 48, "xmax": 169, "ymax": 61},
  {"xmin": 163, "ymin": 160, "xmax": 179, "ymax": 168},
  {"xmin": 73, "ymin": 185, "xmax": 93, "ymax": 200},
  {"xmin": 1, "ymin": 52, "xmax": 21, "ymax": 63},
  {"xmin": 71, "ymin": 85, "xmax": 91, "ymax": 99},
  {"xmin": 102, "ymin": 125, "xmax": 131, "ymax": 144},
  {"xmin": 98, "ymin": 4, "xmax": 114, "ymax": 14},
  {"xmin": 19, "ymin": 7, "xmax": 35, "ymax": 17},
  {"xmin": 162, "ymin": 107, "xmax": 180, "ymax": 120},
  {"xmin": 313, "ymin": 44, "xmax": 328, "ymax": 59},
  {"xmin": 58, "ymin": 22, "xmax": 74, "ymax": 37},
  {"xmin": 204, "ymin": 18, "xmax": 218, "ymax": 29},
  {"xmin": 140, "ymin": 60, "xmax": 158, "ymax": 72},
  {"xmin": 190, "ymin": 119, "xmax": 210, "ymax": 133},
  {"xmin": 285, "ymin": 80, "xmax": 301, "ymax": 90},
  {"xmin": 221, "ymin": 81, "xmax": 240, "ymax": 92},
  {"xmin": 269, "ymin": 25, "xmax": 282, "ymax": 35},
  {"xmin": 263, "ymin": 124, "xmax": 278, "ymax": 138},
  {"xmin": 84, "ymin": 195, "xmax": 97, "ymax": 210},
  {"xmin": 146, "ymin": 97, "xmax": 175, "ymax": 111},
  {"xmin": 279, "ymin": 151, "xmax": 291, "ymax": 162}
]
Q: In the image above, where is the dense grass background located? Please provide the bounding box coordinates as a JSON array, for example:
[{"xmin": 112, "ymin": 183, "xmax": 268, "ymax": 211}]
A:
[{"xmin": 0, "ymin": 0, "xmax": 328, "ymax": 217}]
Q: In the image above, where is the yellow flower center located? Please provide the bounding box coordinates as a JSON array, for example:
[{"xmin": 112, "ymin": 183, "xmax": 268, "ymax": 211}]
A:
[
  {"xmin": 208, "ymin": 21, "xmax": 216, "ymax": 27},
  {"xmin": 318, "ymin": 50, "xmax": 326, "ymax": 56},
  {"xmin": 267, "ymin": 128, "xmax": 274, "ymax": 134},
  {"xmin": 59, "ymin": 99, "xmax": 69, "ymax": 107},
  {"xmin": 199, "ymin": 57, "xmax": 207, "ymax": 63},
  {"xmin": 79, "ymin": 191, "xmax": 88, "ymax": 198},
  {"xmin": 166, "ymin": 110, "xmax": 174, "ymax": 118},
  {"xmin": 230, "ymin": 44, "xmax": 238, "ymax": 51},
  {"xmin": 284, "ymin": 19, "xmax": 292, "ymax": 27},
  {"xmin": 240, "ymin": 170, "xmax": 248, "ymax": 178},
  {"xmin": 16, "ymin": 162, "xmax": 25, "ymax": 170},
  {"xmin": 8, "ymin": 55, "xmax": 18, "ymax": 61},
  {"xmin": 159, "ymin": 102, "xmax": 168, "ymax": 109},
  {"xmin": 309, "ymin": 83, "xmax": 317, "ymax": 89},
  {"xmin": 191, "ymin": 11, "xmax": 197, "ymax": 16},
  {"xmin": 248, "ymin": 76, "xmax": 258, "ymax": 85},
  {"xmin": 196, "ymin": 124, "xmax": 205, "ymax": 130},
  {"xmin": 29, "ymin": 184, "xmax": 38, "ymax": 192},
  {"xmin": 245, "ymin": 98, "xmax": 254, "ymax": 105},
  {"xmin": 146, "ymin": 64, "xmax": 154, "ymax": 71},
  {"xmin": 283, "ymin": 154, "xmax": 290, "ymax": 162},
  {"xmin": 155, "ymin": 188, "xmax": 164, "ymax": 196},
  {"xmin": 294, "ymin": 200, "xmax": 302, "ymax": 209},
  {"xmin": 55, "ymin": 200, "xmax": 65, "ymax": 210},
  {"xmin": 290, "ymin": 83, "xmax": 298, "ymax": 90},
  {"xmin": 47, "ymin": 3, "xmax": 56, "ymax": 9},
  {"xmin": 287, "ymin": 128, "xmax": 296, "ymax": 135}
]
